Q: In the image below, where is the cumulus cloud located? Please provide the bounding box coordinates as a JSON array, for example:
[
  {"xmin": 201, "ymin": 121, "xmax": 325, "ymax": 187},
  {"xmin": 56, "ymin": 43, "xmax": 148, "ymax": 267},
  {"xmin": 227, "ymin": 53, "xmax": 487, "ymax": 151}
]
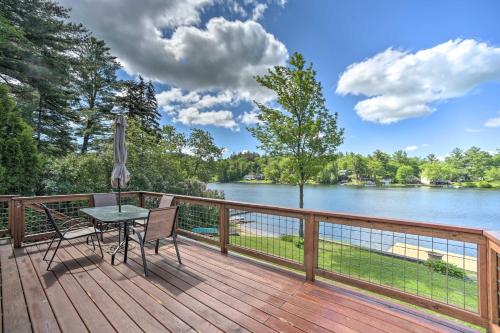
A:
[
  {"xmin": 252, "ymin": 3, "xmax": 268, "ymax": 20},
  {"xmin": 337, "ymin": 39, "xmax": 500, "ymax": 124},
  {"xmin": 485, "ymin": 112, "xmax": 500, "ymax": 127},
  {"xmin": 60, "ymin": 0, "xmax": 288, "ymax": 103},
  {"xmin": 175, "ymin": 107, "xmax": 239, "ymax": 131},
  {"xmin": 239, "ymin": 110, "xmax": 262, "ymax": 125}
]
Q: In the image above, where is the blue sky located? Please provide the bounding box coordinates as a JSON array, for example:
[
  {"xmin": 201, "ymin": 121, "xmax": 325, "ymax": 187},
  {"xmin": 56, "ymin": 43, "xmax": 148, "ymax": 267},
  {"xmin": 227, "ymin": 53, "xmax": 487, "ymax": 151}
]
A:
[{"xmin": 63, "ymin": 0, "xmax": 500, "ymax": 157}]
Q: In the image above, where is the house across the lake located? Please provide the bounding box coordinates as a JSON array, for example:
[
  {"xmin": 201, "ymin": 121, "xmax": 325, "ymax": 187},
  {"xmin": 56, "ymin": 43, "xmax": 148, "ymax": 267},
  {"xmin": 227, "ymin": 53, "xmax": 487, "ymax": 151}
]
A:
[{"xmin": 243, "ymin": 172, "xmax": 264, "ymax": 181}]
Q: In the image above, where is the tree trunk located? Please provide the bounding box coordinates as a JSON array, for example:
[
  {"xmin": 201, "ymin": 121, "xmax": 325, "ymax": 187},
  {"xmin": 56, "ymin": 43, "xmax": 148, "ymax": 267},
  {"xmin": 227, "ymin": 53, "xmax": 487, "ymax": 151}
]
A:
[
  {"xmin": 298, "ymin": 183, "xmax": 304, "ymax": 238},
  {"xmin": 81, "ymin": 120, "xmax": 92, "ymax": 153},
  {"xmin": 36, "ymin": 97, "xmax": 42, "ymax": 148}
]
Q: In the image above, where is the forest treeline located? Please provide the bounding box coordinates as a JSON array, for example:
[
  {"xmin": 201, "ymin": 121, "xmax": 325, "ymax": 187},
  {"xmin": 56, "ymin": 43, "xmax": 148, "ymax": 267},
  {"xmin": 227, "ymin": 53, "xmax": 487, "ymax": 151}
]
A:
[{"xmin": 215, "ymin": 148, "xmax": 500, "ymax": 187}]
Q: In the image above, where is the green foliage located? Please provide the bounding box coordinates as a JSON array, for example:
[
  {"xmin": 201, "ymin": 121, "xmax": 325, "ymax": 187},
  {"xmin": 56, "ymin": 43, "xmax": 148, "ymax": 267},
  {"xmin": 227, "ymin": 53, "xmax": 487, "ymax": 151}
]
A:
[
  {"xmin": 294, "ymin": 238, "xmax": 304, "ymax": 249},
  {"xmin": 485, "ymin": 167, "xmax": 500, "ymax": 181},
  {"xmin": 279, "ymin": 234, "xmax": 294, "ymax": 242},
  {"xmin": 119, "ymin": 76, "xmax": 160, "ymax": 135},
  {"xmin": 396, "ymin": 165, "xmax": 416, "ymax": 184},
  {"xmin": 424, "ymin": 259, "xmax": 466, "ymax": 279},
  {"xmin": 0, "ymin": 85, "xmax": 40, "ymax": 194},
  {"xmin": 250, "ymin": 52, "xmax": 344, "ymax": 236},
  {"xmin": 188, "ymin": 129, "xmax": 223, "ymax": 182},
  {"xmin": 2, "ymin": 0, "xmax": 87, "ymax": 155},
  {"xmin": 73, "ymin": 36, "xmax": 121, "ymax": 153}
]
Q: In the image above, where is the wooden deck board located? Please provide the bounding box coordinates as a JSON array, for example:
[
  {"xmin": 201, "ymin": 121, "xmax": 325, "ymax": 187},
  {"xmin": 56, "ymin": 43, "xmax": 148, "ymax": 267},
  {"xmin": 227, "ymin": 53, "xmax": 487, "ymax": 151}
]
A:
[{"xmin": 0, "ymin": 236, "xmax": 479, "ymax": 333}]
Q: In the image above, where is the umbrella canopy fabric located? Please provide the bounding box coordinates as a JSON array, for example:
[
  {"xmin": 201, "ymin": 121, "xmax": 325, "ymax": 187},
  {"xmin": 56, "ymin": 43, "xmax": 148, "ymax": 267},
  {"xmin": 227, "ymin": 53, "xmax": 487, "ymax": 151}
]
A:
[{"xmin": 111, "ymin": 115, "xmax": 130, "ymax": 188}]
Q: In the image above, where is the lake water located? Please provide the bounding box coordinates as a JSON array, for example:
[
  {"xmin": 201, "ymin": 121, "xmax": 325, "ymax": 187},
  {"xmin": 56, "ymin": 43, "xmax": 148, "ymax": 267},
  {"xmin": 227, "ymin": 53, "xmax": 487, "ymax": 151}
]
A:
[{"xmin": 208, "ymin": 182, "xmax": 500, "ymax": 230}]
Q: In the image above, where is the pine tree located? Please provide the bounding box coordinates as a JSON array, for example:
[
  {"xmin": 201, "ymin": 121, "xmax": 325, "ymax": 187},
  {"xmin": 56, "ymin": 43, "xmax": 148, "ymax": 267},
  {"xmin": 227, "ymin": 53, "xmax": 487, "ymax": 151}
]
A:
[
  {"xmin": 120, "ymin": 76, "xmax": 160, "ymax": 134},
  {"xmin": 73, "ymin": 37, "xmax": 121, "ymax": 153},
  {"xmin": 0, "ymin": 85, "xmax": 40, "ymax": 194},
  {"xmin": 0, "ymin": 0, "xmax": 86, "ymax": 155}
]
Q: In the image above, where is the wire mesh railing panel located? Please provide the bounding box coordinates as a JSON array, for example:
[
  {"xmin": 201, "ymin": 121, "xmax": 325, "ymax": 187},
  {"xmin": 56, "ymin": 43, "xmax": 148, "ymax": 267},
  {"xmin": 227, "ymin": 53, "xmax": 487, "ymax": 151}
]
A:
[
  {"xmin": 177, "ymin": 203, "xmax": 220, "ymax": 241},
  {"xmin": 119, "ymin": 195, "xmax": 140, "ymax": 206},
  {"xmin": 0, "ymin": 200, "xmax": 9, "ymax": 232},
  {"xmin": 317, "ymin": 221, "xmax": 478, "ymax": 311},
  {"xmin": 228, "ymin": 209, "xmax": 304, "ymax": 264},
  {"xmin": 143, "ymin": 195, "xmax": 161, "ymax": 209},
  {"xmin": 24, "ymin": 199, "xmax": 92, "ymax": 237}
]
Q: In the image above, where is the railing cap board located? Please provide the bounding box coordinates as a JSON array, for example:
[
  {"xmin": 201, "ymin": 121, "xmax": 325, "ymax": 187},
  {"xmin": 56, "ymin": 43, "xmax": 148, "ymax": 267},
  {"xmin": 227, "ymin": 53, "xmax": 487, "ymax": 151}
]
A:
[{"xmin": 484, "ymin": 230, "xmax": 500, "ymax": 247}]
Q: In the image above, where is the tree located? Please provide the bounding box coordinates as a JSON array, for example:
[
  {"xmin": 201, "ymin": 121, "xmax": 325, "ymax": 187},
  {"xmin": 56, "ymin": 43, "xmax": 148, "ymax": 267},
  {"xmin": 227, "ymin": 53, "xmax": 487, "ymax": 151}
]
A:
[
  {"xmin": 396, "ymin": 165, "xmax": 415, "ymax": 184},
  {"xmin": 250, "ymin": 52, "xmax": 344, "ymax": 237},
  {"xmin": 0, "ymin": 85, "xmax": 40, "ymax": 194},
  {"xmin": 120, "ymin": 76, "xmax": 160, "ymax": 134},
  {"xmin": 1, "ymin": 0, "xmax": 86, "ymax": 155},
  {"xmin": 73, "ymin": 37, "xmax": 121, "ymax": 153},
  {"xmin": 188, "ymin": 129, "xmax": 223, "ymax": 182}
]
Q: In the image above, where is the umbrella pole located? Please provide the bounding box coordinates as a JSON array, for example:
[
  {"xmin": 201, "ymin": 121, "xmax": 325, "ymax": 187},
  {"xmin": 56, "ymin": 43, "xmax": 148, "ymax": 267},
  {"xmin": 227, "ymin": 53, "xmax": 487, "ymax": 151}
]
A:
[{"xmin": 118, "ymin": 180, "xmax": 122, "ymax": 212}]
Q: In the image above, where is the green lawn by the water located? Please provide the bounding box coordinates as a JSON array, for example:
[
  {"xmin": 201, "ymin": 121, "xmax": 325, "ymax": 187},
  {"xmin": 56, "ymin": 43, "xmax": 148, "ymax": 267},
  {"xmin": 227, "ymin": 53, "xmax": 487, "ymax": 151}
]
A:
[{"xmin": 229, "ymin": 235, "xmax": 478, "ymax": 311}]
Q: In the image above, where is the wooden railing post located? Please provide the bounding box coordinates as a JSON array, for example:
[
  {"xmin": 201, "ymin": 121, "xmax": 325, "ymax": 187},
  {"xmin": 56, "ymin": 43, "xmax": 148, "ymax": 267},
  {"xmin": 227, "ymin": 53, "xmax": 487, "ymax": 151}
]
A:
[
  {"xmin": 478, "ymin": 241, "xmax": 489, "ymax": 322},
  {"xmin": 304, "ymin": 214, "xmax": 317, "ymax": 281},
  {"xmin": 13, "ymin": 199, "xmax": 24, "ymax": 248},
  {"xmin": 139, "ymin": 192, "xmax": 145, "ymax": 208},
  {"xmin": 219, "ymin": 204, "xmax": 229, "ymax": 254},
  {"xmin": 486, "ymin": 236, "xmax": 500, "ymax": 332}
]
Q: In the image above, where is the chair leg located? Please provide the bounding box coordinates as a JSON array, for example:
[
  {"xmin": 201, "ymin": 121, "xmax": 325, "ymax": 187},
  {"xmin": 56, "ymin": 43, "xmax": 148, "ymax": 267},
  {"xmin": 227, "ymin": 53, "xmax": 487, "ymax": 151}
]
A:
[
  {"xmin": 95, "ymin": 232, "xmax": 104, "ymax": 258},
  {"xmin": 140, "ymin": 242, "xmax": 148, "ymax": 276},
  {"xmin": 173, "ymin": 236, "xmax": 182, "ymax": 264},
  {"xmin": 43, "ymin": 235, "xmax": 57, "ymax": 260},
  {"xmin": 155, "ymin": 239, "xmax": 159, "ymax": 254},
  {"xmin": 47, "ymin": 239, "xmax": 62, "ymax": 271}
]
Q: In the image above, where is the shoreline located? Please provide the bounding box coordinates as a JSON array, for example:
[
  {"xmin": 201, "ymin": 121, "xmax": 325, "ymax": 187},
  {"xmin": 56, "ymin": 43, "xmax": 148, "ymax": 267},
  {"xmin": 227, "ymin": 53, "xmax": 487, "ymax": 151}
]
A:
[{"xmin": 221, "ymin": 180, "xmax": 500, "ymax": 190}]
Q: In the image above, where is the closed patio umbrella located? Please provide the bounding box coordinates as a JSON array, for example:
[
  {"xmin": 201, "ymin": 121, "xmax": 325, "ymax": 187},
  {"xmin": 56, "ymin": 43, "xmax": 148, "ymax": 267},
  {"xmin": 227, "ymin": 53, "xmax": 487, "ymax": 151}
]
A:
[{"xmin": 111, "ymin": 115, "xmax": 130, "ymax": 212}]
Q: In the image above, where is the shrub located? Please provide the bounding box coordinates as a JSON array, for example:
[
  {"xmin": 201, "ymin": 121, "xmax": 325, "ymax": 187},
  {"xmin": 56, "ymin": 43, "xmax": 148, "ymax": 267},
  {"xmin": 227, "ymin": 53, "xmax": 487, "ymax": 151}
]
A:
[
  {"xmin": 478, "ymin": 181, "xmax": 492, "ymax": 188},
  {"xmin": 280, "ymin": 234, "xmax": 294, "ymax": 242},
  {"xmin": 294, "ymin": 238, "xmax": 304, "ymax": 249},
  {"xmin": 424, "ymin": 259, "xmax": 466, "ymax": 279}
]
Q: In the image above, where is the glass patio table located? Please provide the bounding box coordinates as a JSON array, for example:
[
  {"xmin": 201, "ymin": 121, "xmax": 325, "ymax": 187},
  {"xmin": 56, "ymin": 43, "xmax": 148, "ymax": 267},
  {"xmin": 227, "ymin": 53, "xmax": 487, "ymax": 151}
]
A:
[{"xmin": 80, "ymin": 205, "xmax": 149, "ymax": 264}]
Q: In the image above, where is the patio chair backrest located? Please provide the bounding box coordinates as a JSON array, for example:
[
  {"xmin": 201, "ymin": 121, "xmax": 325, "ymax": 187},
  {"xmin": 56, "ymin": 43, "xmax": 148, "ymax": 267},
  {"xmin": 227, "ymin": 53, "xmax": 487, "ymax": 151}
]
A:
[
  {"xmin": 93, "ymin": 193, "xmax": 117, "ymax": 207},
  {"xmin": 158, "ymin": 195, "xmax": 174, "ymax": 208},
  {"xmin": 40, "ymin": 204, "xmax": 63, "ymax": 238},
  {"xmin": 144, "ymin": 207, "xmax": 178, "ymax": 242}
]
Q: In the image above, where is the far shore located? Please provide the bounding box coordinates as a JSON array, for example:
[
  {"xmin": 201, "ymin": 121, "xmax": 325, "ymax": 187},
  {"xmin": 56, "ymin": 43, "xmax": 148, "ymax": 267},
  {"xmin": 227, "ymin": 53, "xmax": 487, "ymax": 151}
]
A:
[{"xmin": 227, "ymin": 179, "xmax": 500, "ymax": 189}]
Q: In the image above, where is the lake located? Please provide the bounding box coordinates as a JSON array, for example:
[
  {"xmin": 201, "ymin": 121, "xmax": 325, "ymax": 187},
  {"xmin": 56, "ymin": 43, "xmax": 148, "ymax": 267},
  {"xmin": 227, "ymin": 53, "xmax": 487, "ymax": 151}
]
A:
[{"xmin": 208, "ymin": 182, "xmax": 500, "ymax": 230}]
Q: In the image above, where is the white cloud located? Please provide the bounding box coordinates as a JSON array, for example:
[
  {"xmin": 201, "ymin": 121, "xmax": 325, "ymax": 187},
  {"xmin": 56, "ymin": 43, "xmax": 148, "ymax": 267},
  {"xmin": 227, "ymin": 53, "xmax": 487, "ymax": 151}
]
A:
[
  {"xmin": 252, "ymin": 3, "xmax": 268, "ymax": 21},
  {"xmin": 175, "ymin": 107, "xmax": 239, "ymax": 131},
  {"xmin": 465, "ymin": 128, "xmax": 483, "ymax": 133},
  {"xmin": 61, "ymin": 0, "xmax": 288, "ymax": 103},
  {"xmin": 485, "ymin": 112, "xmax": 500, "ymax": 127},
  {"xmin": 421, "ymin": 143, "xmax": 429, "ymax": 148},
  {"xmin": 405, "ymin": 145, "xmax": 418, "ymax": 152},
  {"xmin": 337, "ymin": 39, "xmax": 500, "ymax": 124},
  {"xmin": 239, "ymin": 110, "xmax": 262, "ymax": 125}
]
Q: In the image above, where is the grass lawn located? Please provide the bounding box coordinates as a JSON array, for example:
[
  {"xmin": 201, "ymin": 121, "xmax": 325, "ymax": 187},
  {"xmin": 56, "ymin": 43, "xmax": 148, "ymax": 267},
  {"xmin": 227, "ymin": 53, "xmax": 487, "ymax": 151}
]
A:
[{"xmin": 229, "ymin": 235, "xmax": 478, "ymax": 311}]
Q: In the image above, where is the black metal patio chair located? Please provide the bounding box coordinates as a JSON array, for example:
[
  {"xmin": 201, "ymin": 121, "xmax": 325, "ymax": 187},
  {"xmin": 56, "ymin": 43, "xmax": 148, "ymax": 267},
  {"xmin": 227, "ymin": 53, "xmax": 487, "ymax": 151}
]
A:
[
  {"xmin": 124, "ymin": 206, "xmax": 181, "ymax": 276},
  {"xmin": 40, "ymin": 204, "xmax": 103, "ymax": 271}
]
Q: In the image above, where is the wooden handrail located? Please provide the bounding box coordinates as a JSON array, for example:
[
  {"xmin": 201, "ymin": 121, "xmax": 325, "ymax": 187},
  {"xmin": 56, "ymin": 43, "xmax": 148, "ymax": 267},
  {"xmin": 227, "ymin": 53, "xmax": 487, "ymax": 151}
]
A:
[{"xmin": 6, "ymin": 190, "xmax": 499, "ymax": 329}]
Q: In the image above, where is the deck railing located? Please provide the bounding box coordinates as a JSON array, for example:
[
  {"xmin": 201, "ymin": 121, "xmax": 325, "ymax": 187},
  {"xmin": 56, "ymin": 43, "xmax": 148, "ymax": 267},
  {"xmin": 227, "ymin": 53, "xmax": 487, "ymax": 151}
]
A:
[{"xmin": 7, "ymin": 190, "xmax": 500, "ymax": 331}]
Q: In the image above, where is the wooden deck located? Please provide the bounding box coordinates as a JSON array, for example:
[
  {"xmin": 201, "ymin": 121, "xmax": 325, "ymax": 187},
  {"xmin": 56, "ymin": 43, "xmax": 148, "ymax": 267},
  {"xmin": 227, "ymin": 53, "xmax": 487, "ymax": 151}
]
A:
[{"xmin": 0, "ymin": 234, "xmax": 479, "ymax": 333}]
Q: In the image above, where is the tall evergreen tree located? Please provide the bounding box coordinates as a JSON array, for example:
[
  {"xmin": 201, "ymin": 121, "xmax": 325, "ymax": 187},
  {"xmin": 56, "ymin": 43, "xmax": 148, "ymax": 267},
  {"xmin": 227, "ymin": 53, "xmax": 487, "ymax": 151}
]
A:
[
  {"xmin": 0, "ymin": 0, "xmax": 86, "ymax": 155},
  {"xmin": 73, "ymin": 37, "xmax": 121, "ymax": 153},
  {"xmin": 0, "ymin": 85, "xmax": 40, "ymax": 194},
  {"xmin": 120, "ymin": 76, "xmax": 160, "ymax": 134}
]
